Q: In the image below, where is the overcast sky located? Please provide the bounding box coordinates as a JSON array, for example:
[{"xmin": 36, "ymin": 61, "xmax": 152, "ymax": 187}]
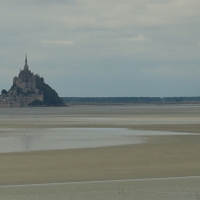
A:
[{"xmin": 0, "ymin": 0, "xmax": 200, "ymax": 97}]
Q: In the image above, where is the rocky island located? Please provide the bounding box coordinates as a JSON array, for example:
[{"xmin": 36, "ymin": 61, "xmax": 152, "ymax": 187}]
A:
[{"xmin": 0, "ymin": 55, "xmax": 64, "ymax": 107}]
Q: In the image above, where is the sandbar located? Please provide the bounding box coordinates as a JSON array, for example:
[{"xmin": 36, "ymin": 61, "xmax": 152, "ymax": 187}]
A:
[{"xmin": 0, "ymin": 105, "xmax": 200, "ymax": 185}]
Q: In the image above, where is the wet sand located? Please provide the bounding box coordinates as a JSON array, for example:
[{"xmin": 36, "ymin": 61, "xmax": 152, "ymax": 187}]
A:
[
  {"xmin": 0, "ymin": 135, "xmax": 200, "ymax": 186},
  {"xmin": 1, "ymin": 177, "xmax": 200, "ymax": 200},
  {"xmin": 1, "ymin": 105, "xmax": 200, "ymax": 199},
  {"xmin": 0, "ymin": 105, "xmax": 200, "ymax": 186}
]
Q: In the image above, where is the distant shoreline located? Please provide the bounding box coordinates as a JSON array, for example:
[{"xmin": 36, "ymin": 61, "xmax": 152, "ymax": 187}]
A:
[
  {"xmin": 65, "ymin": 102, "xmax": 200, "ymax": 106},
  {"xmin": 62, "ymin": 96, "xmax": 200, "ymax": 105}
]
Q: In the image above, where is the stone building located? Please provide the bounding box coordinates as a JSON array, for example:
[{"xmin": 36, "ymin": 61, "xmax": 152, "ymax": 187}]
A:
[
  {"xmin": 13, "ymin": 55, "xmax": 42, "ymax": 96},
  {"xmin": 0, "ymin": 55, "xmax": 44, "ymax": 107}
]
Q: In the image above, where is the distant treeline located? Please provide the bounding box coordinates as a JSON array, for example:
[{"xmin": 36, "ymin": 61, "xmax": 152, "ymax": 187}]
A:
[{"xmin": 62, "ymin": 97, "xmax": 200, "ymax": 104}]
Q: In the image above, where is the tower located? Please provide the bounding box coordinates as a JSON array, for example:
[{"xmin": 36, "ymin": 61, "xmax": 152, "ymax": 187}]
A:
[{"xmin": 24, "ymin": 54, "xmax": 29, "ymax": 70}]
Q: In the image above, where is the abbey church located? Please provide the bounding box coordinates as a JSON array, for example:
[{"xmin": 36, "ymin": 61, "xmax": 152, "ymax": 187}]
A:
[{"xmin": 0, "ymin": 55, "xmax": 63, "ymax": 107}]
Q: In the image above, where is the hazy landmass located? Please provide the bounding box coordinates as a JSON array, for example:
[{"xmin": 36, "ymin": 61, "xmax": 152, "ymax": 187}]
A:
[{"xmin": 62, "ymin": 96, "xmax": 200, "ymax": 104}]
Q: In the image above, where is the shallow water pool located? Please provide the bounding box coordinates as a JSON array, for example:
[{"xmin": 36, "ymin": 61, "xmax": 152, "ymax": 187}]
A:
[{"xmin": 0, "ymin": 128, "xmax": 194, "ymax": 153}]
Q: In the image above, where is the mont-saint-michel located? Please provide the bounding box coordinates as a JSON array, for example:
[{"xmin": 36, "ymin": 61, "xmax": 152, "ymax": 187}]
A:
[{"xmin": 0, "ymin": 55, "xmax": 64, "ymax": 107}]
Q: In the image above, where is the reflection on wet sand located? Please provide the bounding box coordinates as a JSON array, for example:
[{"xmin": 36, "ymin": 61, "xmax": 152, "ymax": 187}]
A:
[{"xmin": 0, "ymin": 128, "xmax": 195, "ymax": 153}]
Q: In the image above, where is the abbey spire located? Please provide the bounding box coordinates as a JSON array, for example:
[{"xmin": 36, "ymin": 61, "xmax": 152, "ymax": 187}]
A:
[
  {"xmin": 24, "ymin": 54, "xmax": 29, "ymax": 70},
  {"xmin": 25, "ymin": 54, "xmax": 27, "ymax": 64}
]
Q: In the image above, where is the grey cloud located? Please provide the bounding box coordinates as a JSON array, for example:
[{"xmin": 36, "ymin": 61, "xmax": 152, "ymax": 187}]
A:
[{"xmin": 0, "ymin": 0, "xmax": 200, "ymax": 97}]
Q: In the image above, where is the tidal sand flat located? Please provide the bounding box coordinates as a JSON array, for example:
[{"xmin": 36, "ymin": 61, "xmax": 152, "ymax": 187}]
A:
[
  {"xmin": 1, "ymin": 177, "xmax": 200, "ymax": 200},
  {"xmin": 0, "ymin": 105, "xmax": 200, "ymax": 199}
]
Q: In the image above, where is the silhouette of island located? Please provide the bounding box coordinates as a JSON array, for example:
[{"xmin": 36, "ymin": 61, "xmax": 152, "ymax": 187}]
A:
[{"xmin": 0, "ymin": 55, "xmax": 64, "ymax": 107}]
